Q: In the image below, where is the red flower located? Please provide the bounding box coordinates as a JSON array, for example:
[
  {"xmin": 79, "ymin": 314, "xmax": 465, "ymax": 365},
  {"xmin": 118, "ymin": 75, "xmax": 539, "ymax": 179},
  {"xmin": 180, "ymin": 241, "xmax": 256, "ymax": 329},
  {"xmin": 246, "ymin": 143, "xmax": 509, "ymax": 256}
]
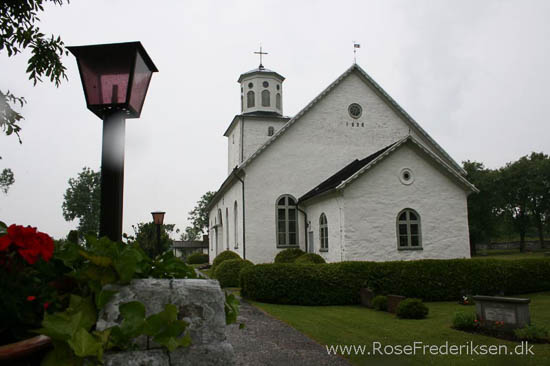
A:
[
  {"xmin": 27, "ymin": 295, "xmax": 36, "ymax": 301},
  {"xmin": 43, "ymin": 302, "xmax": 50, "ymax": 310},
  {"xmin": 0, "ymin": 225, "xmax": 54, "ymax": 264}
]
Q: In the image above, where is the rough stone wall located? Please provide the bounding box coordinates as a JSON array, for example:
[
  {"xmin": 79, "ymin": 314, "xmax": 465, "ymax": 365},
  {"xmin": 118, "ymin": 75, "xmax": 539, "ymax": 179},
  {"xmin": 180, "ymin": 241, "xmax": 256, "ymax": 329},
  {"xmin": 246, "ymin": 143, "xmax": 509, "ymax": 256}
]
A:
[
  {"xmin": 98, "ymin": 279, "xmax": 235, "ymax": 366},
  {"xmin": 342, "ymin": 143, "xmax": 471, "ymax": 261}
]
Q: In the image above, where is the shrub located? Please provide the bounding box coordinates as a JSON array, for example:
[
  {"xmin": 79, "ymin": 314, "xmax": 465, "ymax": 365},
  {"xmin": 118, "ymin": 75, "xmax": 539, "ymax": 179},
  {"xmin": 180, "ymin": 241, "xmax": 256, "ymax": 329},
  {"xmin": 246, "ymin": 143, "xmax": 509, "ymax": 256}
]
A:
[
  {"xmin": 396, "ymin": 298, "xmax": 429, "ymax": 319},
  {"xmin": 274, "ymin": 248, "xmax": 305, "ymax": 263},
  {"xmin": 212, "ymin": 250, "xmax": 241, "ymax": 273},
  {"xmin": 215, "ymin": 259, "xmax": 253, "ymax": 288},
  {"xmin": 514, "ymin": 325, "xmax": 549, "ymax": 342},
  {"xmin": 186, "ymin": 252, "xmax": 209, "ymax": 265},
  {"xmin": 295, "ymin": 253, "xmax": 326, "ymax": 264},
  {"xmin": 240, "ymin": 258, "xmax": 550, "ymax": 306},
  {"xmin": 452, "ymin": 311, "xmax": 478, "ymax": 330},
  {"xmin": 372, "ymin": 295, "xmax": 388, "ymax": 311}
]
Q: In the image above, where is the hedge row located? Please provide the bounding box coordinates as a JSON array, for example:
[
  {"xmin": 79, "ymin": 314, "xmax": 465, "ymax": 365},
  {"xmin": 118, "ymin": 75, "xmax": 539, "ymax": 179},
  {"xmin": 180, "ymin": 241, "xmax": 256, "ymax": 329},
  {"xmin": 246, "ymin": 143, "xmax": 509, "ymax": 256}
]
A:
[{"xmin": 240, "ymin": 259, "xmax": 550, "ymax": 305}]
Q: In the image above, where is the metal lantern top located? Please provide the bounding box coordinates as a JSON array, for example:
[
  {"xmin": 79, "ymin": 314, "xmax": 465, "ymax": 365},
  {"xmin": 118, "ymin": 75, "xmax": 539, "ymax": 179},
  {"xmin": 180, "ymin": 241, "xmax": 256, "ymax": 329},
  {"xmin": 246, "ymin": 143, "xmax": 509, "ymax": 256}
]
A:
[
  {"xmin": 151, "ymin": 211, "xmax": 166, "ymax": 225},
  {"xmin": 68, "ymin": 41, "xmax": 158, "ymax": 119}
]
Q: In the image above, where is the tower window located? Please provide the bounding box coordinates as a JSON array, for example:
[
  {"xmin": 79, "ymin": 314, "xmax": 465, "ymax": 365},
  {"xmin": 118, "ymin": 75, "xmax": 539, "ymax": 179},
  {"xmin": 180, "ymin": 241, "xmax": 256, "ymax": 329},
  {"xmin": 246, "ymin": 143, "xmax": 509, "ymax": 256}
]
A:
[
  {"xmin": 276, "ymin": 93, "xmax": 281, "ymax": 109},
  {"xmin": 263, "ymin": 81, "xmax": 269, "ymax": 88},
  {"xmin": 276, "ymin": 84, "xmax": 280, "ymax": 90},
  {"xmin": 268, "ymin": 126, "xmax": 274, "ymax": 136},
  {"xmin": 247, "ymin": 91, "xmax": 255, "ymax": 108},
  {"xmin": 262, "ymin": 90, "xmax": 271, "ymax": 107},
  {"xmin": 248, "ymin": 82, "xmax": 254, "ymax": 88}
]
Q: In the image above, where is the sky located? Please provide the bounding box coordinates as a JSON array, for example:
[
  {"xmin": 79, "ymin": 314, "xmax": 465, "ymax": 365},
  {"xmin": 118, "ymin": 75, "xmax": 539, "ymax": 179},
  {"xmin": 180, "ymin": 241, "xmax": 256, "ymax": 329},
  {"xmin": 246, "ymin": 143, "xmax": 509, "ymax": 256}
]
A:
[{"xmin": 1, "ymin": 0, "xmax": 549, "ymax": 239}]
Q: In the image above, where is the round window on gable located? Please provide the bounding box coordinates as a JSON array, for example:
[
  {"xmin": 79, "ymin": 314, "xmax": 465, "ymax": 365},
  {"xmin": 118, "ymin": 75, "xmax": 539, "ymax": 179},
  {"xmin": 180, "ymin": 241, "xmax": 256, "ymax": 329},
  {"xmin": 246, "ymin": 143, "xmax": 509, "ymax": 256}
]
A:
[
  {"xmin": 248, "ymin": 82, "xmax": 254, "ymax": 88},
  {"xmin": 348, "ymin": 103, "xmax": 362, "ymax": 119},
  {"xmin": 399, "ymin": 168, "xmax": 414, "ymax": 185},
  {"xmin": 263, "ymin": 81, "xmax": 269, "ymax": 88}
]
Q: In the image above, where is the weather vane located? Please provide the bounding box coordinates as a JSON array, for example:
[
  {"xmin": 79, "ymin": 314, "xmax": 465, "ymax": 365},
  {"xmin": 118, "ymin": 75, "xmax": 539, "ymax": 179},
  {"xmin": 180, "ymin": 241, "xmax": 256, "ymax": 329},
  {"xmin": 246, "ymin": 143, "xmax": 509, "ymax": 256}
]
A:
[
  {"xmin": 353, "ymin": 42, "xmax": 360, "ymax": 64},
  {"xmin": 254, "ymin": 45, "xmax": 268, "ymax": 69}
]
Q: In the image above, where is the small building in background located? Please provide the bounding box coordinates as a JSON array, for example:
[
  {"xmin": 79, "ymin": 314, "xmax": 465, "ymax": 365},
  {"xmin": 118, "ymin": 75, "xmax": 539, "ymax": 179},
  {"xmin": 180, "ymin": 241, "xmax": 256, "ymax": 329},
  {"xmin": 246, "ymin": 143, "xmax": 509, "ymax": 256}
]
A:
[{"xmin": 172, "ymin": 235, "xmax": 209, "ymax": 259}]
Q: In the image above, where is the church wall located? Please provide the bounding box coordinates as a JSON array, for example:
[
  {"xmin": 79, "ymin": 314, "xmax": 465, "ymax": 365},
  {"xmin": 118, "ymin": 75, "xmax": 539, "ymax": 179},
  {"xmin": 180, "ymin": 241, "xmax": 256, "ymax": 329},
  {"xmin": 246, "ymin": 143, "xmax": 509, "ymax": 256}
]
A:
[
  {"xmin": 342, "ymin": 144, "xmax": 471, "ymax": 261},
  {"xmin": 302, "ymin": 192, "xmax": 344, "ymax": 263},
  {"xmin": 227, "ymin": 118, "xmax": 242, "ymax": 173},
  {"xmin": 207, "ymin": 180, "xmax": 244, "ymax": 263},
  {"xmin": 242, "ymin": 71, "xmax": 430, "ymax": 263},
  {"xmin": 242, "ymin": 118, "xmax": 287, "ymax": 162}
]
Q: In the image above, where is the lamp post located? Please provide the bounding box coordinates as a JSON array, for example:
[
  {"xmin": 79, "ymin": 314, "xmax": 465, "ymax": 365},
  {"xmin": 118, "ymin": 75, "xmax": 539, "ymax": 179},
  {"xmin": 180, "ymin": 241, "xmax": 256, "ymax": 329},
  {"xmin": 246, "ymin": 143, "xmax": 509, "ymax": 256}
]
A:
[
  {"xmin": 151, "ymin": 211, "xmax": 165, "ymax": 257},
  {"xmin": 68, "ymin": 42, "xmax": 158, "ymax": 242}
]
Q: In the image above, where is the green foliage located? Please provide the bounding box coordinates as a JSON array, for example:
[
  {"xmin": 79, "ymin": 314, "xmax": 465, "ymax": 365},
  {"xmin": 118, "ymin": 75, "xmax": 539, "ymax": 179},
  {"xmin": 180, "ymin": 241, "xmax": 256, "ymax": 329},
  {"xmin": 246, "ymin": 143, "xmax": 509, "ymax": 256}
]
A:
[
  {"xmin": 224, "ymin": 293, "xmax": 240, "ymax": 325},
  {"xmin": 452, "ymin": 311, "xmax": 478, "ymax": 330},
  {"xmin": 0, "ymin": 168, "xmax": 14, "ymax": 194},
  {"xmin": 129, "ymin": 221, "xmax": 176, "ymax": 258},
  {"xmin": 212, "ymin": 250, "xmax": 241, "ymax": 273},
  {"xmin": 186, "ymin": 252, "xmax": 209, "ymax": 264},
  {"xmin": 372, "ymin": 295, "xmax": 388, "ymax": 311},
  {"xmin": 240, "ymin": 259, "xmax": 550, "ymax": 305},
  {"xmin": 214, "ymin": 259, "xmax": 253, "ymax": 288},
  {"xmin": 274, "ymin": 248, "xmax": 305, "ymax": 263},
  {"xmin": 396, "ymin": 298, "xmax": 429, "ymax": 319},
  {"xmin": 185, "ymin": 191, "xmax": 217, "ymax": 240},
  {"xmin": 62, "ymin": 167, "xmax": 100, "ymax": 238},
  {"xmin": 514, "ymin": 324, "xmax": 549, "ymax": 342},
  {"xmin": 295, "ymin": 253, "xmax": 326, "ymax": 264}
]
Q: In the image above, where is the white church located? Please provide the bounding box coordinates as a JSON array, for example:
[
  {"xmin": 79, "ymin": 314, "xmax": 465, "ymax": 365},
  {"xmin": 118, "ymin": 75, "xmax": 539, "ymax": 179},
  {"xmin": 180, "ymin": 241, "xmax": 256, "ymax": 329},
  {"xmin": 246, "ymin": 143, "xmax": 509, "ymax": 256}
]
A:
[{"xmin": 207, "ymin": 60, "xmax": 478, "ymax": 264}]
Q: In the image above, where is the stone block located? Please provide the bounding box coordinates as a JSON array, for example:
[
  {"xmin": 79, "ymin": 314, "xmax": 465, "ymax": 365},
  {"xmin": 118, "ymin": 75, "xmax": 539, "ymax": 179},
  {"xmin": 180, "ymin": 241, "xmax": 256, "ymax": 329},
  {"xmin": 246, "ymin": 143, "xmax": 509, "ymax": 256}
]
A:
[
  {"xmin": 359, "ymin": 288, "xmax": 375, "ymax": 308},
  {"xmin": 387, "ymin": 295, "xmax": 406, "ymax": 313},
  {"xmin": 473, "ymin": 295, "xmax": 531, "ymax": 330},
  {"xmin": 103, "ymin": 350, "xmax": 169, "ymax": 366}
]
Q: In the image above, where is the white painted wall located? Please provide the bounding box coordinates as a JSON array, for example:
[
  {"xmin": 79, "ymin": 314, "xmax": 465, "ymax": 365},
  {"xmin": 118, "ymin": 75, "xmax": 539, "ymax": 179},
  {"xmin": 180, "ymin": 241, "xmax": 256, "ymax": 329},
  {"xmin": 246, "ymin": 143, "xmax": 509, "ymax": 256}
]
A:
[
  {"xmin": 343, "ymin": 143, "xmax": 471, "ymax": 261},
  {"xmin": 240, "ymin": 74, "xmax": 284, "ymax": 115},
  {"xmin": 227, "ymin": 118, "xmax": 242, "ymax": 173},
  {"xmin": 242, "ymin": 117, "xmax": 288, "ymax": 163}
]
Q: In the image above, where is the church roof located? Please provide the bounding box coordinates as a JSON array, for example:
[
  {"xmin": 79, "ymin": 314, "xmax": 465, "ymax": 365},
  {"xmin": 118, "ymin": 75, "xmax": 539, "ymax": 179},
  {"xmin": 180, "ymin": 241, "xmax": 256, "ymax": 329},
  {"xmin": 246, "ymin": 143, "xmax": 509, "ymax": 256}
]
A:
[
  {"xmin": 299, "ymin": 136, "xmax": 478, "ymax": 203},
  {"xmin": 223, "ymin": 113, "xmax": 291, "ymax": 137},
  {"xmin": 237, "ymin": 63, "xmax": 467, "ymax": 176},
  {"xmin": 237, "ymin": 66, "xmax": 285, "ymax": 83}
]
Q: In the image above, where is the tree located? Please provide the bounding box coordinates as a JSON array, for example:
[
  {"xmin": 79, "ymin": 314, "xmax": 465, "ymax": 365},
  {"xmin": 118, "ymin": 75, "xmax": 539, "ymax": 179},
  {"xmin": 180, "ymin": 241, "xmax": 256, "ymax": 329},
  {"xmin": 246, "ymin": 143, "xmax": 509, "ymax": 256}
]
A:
[
  {"xmin": 524, "ymin": 152, "xmax": 550, "ymax": 247},
  {"xmin": 184, "ymin": 191, "xmax": 216, "ymax": 240},
  {"xmin": 129, "ymin": 222, "xmax": 176, "ymax": 258},
  {"xmin": 462, "ymin": 161, "xmax": 499, "ymax": 255},
  {"xmin": 62, "ymin": 167, "xmax": 100, "ymax": 237},
  {"xmin": 0, "ymin": 168, "xmax": 15, "ymax": 194}
]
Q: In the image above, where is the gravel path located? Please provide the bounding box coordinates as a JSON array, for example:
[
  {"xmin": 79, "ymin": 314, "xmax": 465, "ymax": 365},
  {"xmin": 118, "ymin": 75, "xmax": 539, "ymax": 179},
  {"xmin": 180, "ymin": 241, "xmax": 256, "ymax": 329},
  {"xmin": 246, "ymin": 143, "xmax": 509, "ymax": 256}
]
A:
[{"xmin": 225, "ymin": 298, "xmax": 351, "ymax": 366}]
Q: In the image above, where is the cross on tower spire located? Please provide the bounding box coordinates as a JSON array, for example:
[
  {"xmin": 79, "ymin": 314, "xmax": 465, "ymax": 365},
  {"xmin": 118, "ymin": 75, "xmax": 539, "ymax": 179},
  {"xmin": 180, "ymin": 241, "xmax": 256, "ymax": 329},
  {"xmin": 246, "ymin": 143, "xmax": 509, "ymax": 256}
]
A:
[{"xmin": 254, "ymin": 45, "xmax": 268, "ymax": 70}]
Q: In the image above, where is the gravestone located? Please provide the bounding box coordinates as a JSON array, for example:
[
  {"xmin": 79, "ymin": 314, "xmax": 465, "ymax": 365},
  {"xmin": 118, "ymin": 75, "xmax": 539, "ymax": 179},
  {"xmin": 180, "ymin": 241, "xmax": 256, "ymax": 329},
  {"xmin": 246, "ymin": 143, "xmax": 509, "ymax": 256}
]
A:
[
  {"xmin": 472, "ymin": 295, "xmax": 530, "ymax": 330},
  {"xmin": 97, "ymin": 279, "xmax": 235, "ymax": 365},
  {"xmin": 387, "ymin": 295, "xmax": 406, "ymax": 313},
  {"xmin": 359, "ymin": 288, "xmax": 375, "ymax": 308}
]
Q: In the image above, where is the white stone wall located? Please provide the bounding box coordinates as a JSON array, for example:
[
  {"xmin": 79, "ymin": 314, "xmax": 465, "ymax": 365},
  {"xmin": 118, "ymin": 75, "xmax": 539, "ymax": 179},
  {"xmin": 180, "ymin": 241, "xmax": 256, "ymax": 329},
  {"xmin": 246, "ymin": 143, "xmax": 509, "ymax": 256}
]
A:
[
  {"xmin": 242, "ymin": 117, "xmax": 288, "ymax": 163},
  {"xmin": 342, "ymin": 143, "xmax": 471, "ymax": 261},
  {"xmin": 227, "ymin": 118, "xmax": 242, "ymax": 173},
  {"xmin": 240, "ymin": 74, "xmax": 283, "ymax": 115},
  {"xmin": 302, "ymin": 192, "xmax": 344, "ymax": 263}
]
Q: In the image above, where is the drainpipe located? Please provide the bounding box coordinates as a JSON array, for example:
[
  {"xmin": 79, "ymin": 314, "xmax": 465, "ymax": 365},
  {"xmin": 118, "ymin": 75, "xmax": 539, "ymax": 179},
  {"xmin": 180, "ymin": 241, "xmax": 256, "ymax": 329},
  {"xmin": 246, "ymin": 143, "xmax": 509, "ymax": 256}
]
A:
[
  {"xmin": 297, "ymin": 206, "xmax": 308, "ymax": 252},
  {"xmin": 234, "ymin": 170, "xmax": 246, "ymax": 260}
]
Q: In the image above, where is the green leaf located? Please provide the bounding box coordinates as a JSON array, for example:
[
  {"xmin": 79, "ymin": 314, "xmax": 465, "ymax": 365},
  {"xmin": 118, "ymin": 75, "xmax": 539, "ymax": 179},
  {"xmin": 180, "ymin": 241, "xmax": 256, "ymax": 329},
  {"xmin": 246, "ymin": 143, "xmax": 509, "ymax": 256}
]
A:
[
  {"xmin": 41, "ymin": 341, "xmax": 83, "ymax": 366},
  {"xmin": 67, "ymin": 328, "xmax": 102, "ymax": 359},
  {"xmin": 114, "ymin": 249, "xmax": 140, "ymax": 284},
  {"xmin": 119, "ymin": 301, "xmax": 146, "ymax": 337},
  {"xmin": 67, "ymin": 295, "xmax": 96, "ymax": 331},
  {"xmin": 38, "ymin": 311, "xmax": 83, "ymax": 341},
  {"xmin": 224, "ymin": 293, "xmax": 240, "ymax": 325},
  {"xmin": 96, "ymin": 289, "xmax": 117, "ymax": 309},
  {"xmin": 79, "ymin": 249, "xmax": 113, "ymax": 267}
]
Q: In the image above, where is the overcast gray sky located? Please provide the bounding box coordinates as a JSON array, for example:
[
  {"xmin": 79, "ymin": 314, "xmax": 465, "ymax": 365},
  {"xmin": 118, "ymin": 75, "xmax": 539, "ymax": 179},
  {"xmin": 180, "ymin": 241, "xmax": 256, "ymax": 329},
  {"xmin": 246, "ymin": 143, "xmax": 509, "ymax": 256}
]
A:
[{"xmin": 1, "ymin": 0, "xmax": 549, "ymax": 239}]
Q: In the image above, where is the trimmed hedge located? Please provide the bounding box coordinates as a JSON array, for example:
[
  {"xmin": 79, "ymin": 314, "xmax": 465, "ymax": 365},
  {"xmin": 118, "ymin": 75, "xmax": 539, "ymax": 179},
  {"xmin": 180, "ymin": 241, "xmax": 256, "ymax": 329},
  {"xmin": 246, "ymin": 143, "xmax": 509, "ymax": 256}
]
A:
[
  {"xmin": 274, "ymin": 248, "xmax": 305, "ymax": 263},
  {"xmin": 295, "ymin": 253, "xmax": 326, "ymax": 264},
  {"xmin": 212, "ymin": 250, "xmax": 241, "ymax": 273},
  {"xmin": 240, "ymin": 258, "xmax": 550, "ymax": 305},
  {"xmin": 215, "ymin": 259, "xmax": 254, "ymax": 288},
  {"xmin": 186, "ymin": 252, "xmax": 209, "ymax": 264},
  {"xmin": 396, "ymin": 298, "xmax": 428, "ymax": 319},
  {"xmin": 372, "ymin": 295, "xmax": 388, "ymax": 311}
]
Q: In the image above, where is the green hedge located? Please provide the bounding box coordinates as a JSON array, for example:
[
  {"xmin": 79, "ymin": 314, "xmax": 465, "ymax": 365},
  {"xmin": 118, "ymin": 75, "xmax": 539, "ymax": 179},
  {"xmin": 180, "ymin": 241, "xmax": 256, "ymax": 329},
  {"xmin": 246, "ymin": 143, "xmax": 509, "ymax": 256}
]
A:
[
  {"xmin": 274, "ymin": 248, "xmax": 305, "ymax": 263},
  {"xmin": 215, "ymin": 259, "xmax": 253, "ymax": 288},
  {"xmin": 240, "ymin": 258, "xmax": 550, "ymax": 305},
  {"xmin": 295, "ymin": 253, "xmax": 326, "ymax": 264},
  {"xmin": 212, "ymin": 250, "xmax": 241, "ymax": 273},
  {"xmin": 186, "ymin": 252, "xmax": 209, "ymax": 264}
]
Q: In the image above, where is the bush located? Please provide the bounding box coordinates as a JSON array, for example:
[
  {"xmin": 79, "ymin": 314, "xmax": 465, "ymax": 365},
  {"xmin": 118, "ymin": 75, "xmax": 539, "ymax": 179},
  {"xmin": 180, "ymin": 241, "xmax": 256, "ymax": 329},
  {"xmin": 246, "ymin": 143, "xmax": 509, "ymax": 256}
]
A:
[
  {"xmin": 240, "ymin": 258, "xmax": 550, "ymax": 306},
  {"xmin": 372, "ymin": 295, "xmax": 388, "ymax": 311},
  {"xmin": 396, "ymin": 298, "xmax": 429, "ymax": 319},
  {"xmin": 215, "ymin": 259, "xmax": 254, "ymax": 288},
  {"xmin": 452, "ymin": 311, "xmax": 478, "ymax": 330},
  {"xmin": 186, "ymin": 252, "xmax": 209, "ymax": 264},
  {"xmin": 295, "ymin": 253, "xmax": 326, "ymax": 264},
  {"xmin": 274, "ymin": 248, "xmax": 305, "ymax": 263},
  {"xmin": 212, "ymin": 250, "xmax": 241, "ymax": 273},
  {"xmin": 514, "ymin": 325, "xmax": 549, "ymax": 342}
]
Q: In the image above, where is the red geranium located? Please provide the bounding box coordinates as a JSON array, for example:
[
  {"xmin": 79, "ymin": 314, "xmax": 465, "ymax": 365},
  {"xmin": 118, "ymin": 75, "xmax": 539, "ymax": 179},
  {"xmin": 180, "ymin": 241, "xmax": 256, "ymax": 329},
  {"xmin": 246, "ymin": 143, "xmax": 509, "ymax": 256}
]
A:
[{"xmin": 0, "ymin": 224, "xmax": 54, "ymax": 264}]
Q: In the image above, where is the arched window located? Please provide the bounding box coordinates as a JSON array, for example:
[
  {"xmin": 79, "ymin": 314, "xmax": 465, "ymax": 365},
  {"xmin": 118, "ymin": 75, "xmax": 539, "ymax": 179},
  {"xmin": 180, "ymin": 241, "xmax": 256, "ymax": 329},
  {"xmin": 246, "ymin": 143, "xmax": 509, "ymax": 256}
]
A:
[
  {"xmin": 247, "ymin": 91, "xmax": 255, "ymax": 108},
  {"xmin": 234, "ymin": 201, "xmax": 239, "ymax": 249},
  {"xmin": 276, "ymin": 195, "xmax": 298, "ymax": 246},
  {"xmin": 267, "ymin": 126, "xmax": 274, "ymax": 136},
  {"xmin": 225, "ymin": 208, "xmax": 229, "ymax": 250},
  {"xmin": 262, "ymin": 90, "xmax": 270, "ymax": 107},
  {"xmin": 397, "ymin": 209, "xmax": 422, "ymax": 249},
  {"xmin": 319, "ymin": 213, "xmax": 328, "ymax": 251},
  {"xmin": 276, "ymin": 93, "xmax": 281, "ymax": 109}
]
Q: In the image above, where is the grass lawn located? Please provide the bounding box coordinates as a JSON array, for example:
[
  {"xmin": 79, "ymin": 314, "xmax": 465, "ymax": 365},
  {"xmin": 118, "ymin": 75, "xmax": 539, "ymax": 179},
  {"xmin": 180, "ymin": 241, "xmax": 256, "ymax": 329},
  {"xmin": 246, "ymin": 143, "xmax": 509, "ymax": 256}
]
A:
[
  {"xmin": 252, "ymin": 292, "xmax": 550, "ymax": 365},
  {"xmin": 473, "ymin": 249, "xmax": 548, "ymax": 260}
]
